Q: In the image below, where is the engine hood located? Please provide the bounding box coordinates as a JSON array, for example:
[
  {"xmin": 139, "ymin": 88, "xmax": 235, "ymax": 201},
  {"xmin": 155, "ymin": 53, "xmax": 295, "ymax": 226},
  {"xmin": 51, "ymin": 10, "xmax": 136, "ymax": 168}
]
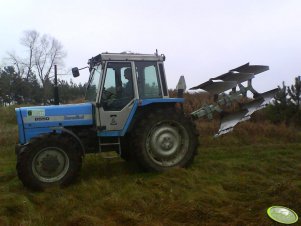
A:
[{"xmin": 17, "ymin": 103, "xmax": 94, "ymax": 129}]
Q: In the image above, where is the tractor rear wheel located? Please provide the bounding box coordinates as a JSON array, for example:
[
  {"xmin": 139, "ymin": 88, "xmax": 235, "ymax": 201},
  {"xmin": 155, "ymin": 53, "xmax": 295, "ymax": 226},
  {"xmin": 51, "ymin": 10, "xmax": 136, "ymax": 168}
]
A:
[
  {"xmin": 132, "ymin": 108, "xmax": 198, "ymax": 172},
  {"xmin": 16, "ymin": 135, "xmax": 82, "ymax": 190}
]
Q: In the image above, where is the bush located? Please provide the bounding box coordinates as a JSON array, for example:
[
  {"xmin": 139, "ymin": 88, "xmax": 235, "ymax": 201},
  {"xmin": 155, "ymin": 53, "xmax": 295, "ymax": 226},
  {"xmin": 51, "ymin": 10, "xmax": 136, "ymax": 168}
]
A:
[{"xmin": 0, "ymin": 106, "xmax": 17, "ymax": 125}]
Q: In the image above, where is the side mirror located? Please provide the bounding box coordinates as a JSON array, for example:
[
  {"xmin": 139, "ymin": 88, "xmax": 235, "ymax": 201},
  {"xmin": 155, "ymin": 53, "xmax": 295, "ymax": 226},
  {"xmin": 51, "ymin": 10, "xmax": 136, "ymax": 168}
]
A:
[{"xmin": 72, "ymin": 67, "xmax": 80, "ymax": 77}]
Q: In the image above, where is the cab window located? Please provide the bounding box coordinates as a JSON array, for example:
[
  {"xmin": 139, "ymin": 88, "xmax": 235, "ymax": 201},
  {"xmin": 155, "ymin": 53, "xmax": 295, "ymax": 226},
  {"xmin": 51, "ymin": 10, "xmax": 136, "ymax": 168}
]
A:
[
  {"xmin": 135, "ymin": 61, "xmax": 162, "ymax": 98},
  {"xmin": 101, "ymin": 62, "xmax": 134, "ymax": 111}
]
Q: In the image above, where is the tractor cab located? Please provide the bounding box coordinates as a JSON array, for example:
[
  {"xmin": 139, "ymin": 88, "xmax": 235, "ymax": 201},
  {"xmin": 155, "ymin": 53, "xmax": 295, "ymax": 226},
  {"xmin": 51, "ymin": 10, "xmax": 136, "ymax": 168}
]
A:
[
  {"xmin": 83, "ymin": 52, "xmax": 169, "ymax": 102},
  {"xmin": 73, "ymin": 52, "xmax": 174, "ymax": 135}
]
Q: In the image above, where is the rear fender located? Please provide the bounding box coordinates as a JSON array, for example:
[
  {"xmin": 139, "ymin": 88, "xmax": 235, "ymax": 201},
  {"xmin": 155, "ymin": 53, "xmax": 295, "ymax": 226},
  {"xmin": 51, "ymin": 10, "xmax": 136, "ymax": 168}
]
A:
[{"xmin": 126, "ymin": 102, "xmax": 182, "ymax": 133}]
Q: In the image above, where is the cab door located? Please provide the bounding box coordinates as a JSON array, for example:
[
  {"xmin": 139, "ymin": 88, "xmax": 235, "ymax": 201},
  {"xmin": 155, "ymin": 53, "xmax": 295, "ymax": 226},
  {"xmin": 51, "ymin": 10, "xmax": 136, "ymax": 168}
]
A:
[{"xmin": 96, "ymin": 61, "xmax": 137, "ymax": 133}]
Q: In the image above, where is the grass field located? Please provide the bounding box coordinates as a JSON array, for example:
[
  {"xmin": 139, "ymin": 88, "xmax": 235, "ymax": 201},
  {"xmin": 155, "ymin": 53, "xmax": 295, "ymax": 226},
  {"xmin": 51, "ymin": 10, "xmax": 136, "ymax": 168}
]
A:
[{"xmin": 0, "ymin": 106, "xmax": 301, "ymax": 225}]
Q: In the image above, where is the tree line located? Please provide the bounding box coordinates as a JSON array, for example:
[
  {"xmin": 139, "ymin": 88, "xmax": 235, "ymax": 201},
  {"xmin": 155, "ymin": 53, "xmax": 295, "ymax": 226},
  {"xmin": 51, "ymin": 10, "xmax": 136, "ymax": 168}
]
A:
[
  {"xmin": 0, "ymin": 66, "xmax": 85, "ymax": 106},
  {"xmin": 0, "ymin": 30, "xmax": 85, "ymax": 106},
  {"xmin": 265, "ymin": 76, "xmax": 301, "ymax": 126}
]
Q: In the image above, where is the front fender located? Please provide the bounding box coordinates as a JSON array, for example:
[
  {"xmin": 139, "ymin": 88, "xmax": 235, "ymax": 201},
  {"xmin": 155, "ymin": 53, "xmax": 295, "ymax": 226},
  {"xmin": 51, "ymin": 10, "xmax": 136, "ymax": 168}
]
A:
[
  {"xmin": 50, "ymin": 127, "xmax": 86, "ymax": 156},
  {"xmin": 15, "ymin": 127, "xmax": 86, "ymax": 157}
]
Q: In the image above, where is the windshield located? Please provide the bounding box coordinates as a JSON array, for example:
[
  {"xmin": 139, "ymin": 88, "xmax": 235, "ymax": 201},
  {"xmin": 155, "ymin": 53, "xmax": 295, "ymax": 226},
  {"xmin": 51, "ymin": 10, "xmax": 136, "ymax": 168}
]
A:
[{"xmin": 85, "ymin": 65, "xmax": 102, "ymax": 102}]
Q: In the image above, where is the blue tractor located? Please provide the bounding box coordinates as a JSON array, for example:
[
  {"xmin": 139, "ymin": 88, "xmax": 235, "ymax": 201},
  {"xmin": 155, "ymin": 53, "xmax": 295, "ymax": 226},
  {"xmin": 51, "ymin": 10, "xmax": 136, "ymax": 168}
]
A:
[
  {"xmin": 15, "ymin": 51, "xmax": 278, "ymax": 190},
  {"xmin": 15, "ymin": 52, "xmax": 198, "ymax": 190}
]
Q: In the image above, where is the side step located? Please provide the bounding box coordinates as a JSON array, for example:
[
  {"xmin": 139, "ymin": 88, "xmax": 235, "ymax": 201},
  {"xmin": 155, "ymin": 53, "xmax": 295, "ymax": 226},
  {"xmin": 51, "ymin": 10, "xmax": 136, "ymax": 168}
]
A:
[{"xmin": 99, "ymin": 137, "xmax": 121, "ymax": 159}]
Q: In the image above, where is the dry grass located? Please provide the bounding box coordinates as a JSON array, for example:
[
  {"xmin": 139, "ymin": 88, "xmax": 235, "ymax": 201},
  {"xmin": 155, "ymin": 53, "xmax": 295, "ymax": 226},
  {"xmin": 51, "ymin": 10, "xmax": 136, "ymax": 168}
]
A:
[
  {"xmin": 0, "ymin": 106, "xmax": 18, "ymax": 147},
  {"xmin": 196, "ymin": 120, "xmax": 301, "ymax": 147},
  {"xmin": 1, "ymin": 104, "xmax": 301, "ymax": 225},
  {"xmin": 1, "ymin": 142, "xmax": 301, "ymax": 225}
]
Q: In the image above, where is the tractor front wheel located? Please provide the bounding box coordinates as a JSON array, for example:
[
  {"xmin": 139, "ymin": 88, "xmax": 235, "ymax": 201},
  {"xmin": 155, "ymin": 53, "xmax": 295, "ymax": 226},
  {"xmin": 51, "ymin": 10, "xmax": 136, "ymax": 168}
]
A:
[{"xmin": 16, "ymin": 135, "xmax": 82, "ymax": 190}]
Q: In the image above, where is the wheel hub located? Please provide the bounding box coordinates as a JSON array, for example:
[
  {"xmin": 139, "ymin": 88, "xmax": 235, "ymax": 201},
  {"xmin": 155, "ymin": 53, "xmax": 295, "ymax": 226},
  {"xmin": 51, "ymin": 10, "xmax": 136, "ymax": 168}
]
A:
[
  {"xmin": 32, "ymin": 147, "xmax": 69, "ymax": 183},
  {"xmin": 41, "ymin": 154, "xmax": 60, "ymax": 173},
  {"xmin": 146, "ymin": 120, "xmax": 190, "ymax": 167},
  {"xmin": 150, "ymin": 125, "xmax": 180, "ymax": 158},
  {"xmin": 160, "ymin": 136, "xmax": 174, "ymax": 150}
]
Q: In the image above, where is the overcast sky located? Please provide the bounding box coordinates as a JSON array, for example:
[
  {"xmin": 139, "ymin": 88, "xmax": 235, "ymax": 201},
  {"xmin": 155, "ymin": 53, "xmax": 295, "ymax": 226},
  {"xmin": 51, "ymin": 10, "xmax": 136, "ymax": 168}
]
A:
[{"xmin": 1, "ymin": 0, "xmax": 301, "ymax": 93}]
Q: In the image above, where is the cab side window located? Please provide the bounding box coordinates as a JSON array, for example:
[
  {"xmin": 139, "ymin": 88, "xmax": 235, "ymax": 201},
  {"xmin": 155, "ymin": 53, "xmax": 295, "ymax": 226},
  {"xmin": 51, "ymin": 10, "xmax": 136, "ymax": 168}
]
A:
[
  {"xmin": 135, "ymin": 61, "xmax": 162, "ymax": 99},
  {"xmin": 101, "ymin": 62, "xmax": 134, "ymax": 110}
]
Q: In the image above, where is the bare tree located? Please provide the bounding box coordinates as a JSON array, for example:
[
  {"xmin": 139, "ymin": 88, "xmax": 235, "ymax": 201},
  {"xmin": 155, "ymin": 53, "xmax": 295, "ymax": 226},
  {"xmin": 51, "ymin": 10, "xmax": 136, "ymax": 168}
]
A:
[
  {"xmin": 6, "ymin": 30, "xmax": 66, "ymax": 87},
  {"xmin": 20, "ymin": 30, "xmax": 39, "ymax": 80},
  {"xmin": 6, "ymin": 51, "xmax": 25, "ymax": 77},
  {"xmin": 33, "ymin": 33, "xmax": 66, "ymax": 87}
]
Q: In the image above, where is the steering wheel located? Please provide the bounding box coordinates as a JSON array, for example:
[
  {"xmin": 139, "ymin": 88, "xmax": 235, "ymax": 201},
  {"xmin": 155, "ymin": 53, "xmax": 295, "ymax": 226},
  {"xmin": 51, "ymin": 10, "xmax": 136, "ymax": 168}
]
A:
[{"xmin": 102, "ymin": 89, "xmax": 115, "ymax": 100}]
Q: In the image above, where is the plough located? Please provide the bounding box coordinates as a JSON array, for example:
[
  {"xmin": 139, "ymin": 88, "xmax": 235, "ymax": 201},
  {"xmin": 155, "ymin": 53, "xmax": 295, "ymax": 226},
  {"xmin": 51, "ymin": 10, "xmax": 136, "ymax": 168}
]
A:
[{"xmin": 188, "ymin": 63, "xmax": 279, "ymax": 136}]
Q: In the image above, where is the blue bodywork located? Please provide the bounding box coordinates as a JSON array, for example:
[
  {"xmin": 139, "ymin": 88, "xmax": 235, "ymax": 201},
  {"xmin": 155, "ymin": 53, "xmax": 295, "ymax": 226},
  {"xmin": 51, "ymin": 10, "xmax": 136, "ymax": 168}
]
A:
[
  {"xmin": 98, "ymin": 98, "xmax": 184, "ymax": 137},
  {"xmin": 15, "ymin": 103, "xmax": 93, "ymax": 144},
  {"xmin": 15, "ymin": 98, "xmax": 184, "ymax": 145}
]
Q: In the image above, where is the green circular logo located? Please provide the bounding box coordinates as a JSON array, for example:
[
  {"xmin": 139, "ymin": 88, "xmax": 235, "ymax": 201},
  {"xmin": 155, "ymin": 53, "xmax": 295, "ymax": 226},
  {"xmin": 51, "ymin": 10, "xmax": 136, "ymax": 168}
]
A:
[{"xmin": 267, "ymin": 206, "xmax": 298, "ymax": 224}]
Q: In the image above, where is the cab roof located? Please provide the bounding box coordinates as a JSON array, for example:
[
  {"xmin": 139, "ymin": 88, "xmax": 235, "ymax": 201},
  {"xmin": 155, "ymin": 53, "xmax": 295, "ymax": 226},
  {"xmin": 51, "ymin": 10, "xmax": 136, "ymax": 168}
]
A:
[{"xmin": 88, "ymin": 52, "xmax": 165, "ymax": 66}]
